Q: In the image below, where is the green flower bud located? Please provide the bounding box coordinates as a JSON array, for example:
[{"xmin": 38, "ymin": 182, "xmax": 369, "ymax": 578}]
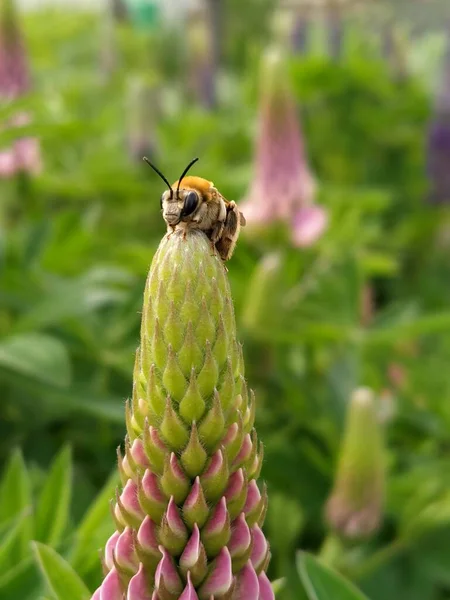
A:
[
  {"xmin": 326, "ymin": 387, "xmax": 385, "ymax": 540},
  {"xmin": 93, "ymin": 230, "xmax": 273, "ymax": 599}
]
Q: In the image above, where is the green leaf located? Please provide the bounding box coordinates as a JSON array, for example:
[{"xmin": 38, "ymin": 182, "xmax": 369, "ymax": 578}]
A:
[
  {"xmin": 70, "ymin": 470, "xmax": 119, "ymax": 575},
  {"xmin": 0, "ymin": 557, "xmax": 41, "ymax": 600},
  {"xmin": 0, "ymin": 334, "xmax": 71, "ymax": 388},
  {"xmin": 297, "ymin": 552, "xmax": 370, "ymax": 600},
  {"xmin": 0, "ymin": 450, "xmax": 32, "ymax": 562},
  {"xmin": 0, "ymin": 515, "xmax": 33, "ymax": 572},
  {"xmin": 33, "ymin": 542, "xmax": 90, "ymax": 600},
  {"xmin": 272, "ymin": 577, "xmax": 286, "ymax": 594},
  {"xmin": 35, "ymin": 446, "xmax": 72, "ymax": 546}
]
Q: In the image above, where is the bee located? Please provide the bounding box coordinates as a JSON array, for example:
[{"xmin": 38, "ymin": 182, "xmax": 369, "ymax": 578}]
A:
[{"xmin": 144, "ymin": 157, "xmax": 246, "ymax": 262}]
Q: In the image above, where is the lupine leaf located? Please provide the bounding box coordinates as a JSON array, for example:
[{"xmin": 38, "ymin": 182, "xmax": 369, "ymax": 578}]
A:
[
  {"xmin": 70, "ymin": 470, "xmax": 119, "ymax": 575},
  {"xmin": 0, "ymin": 334, "xmax": 71, "ymax": 388},
  {"xmin": 297, "ymin": 552, "xmax": 370, "ymax": 600},
  {"xmin": 34, "ymin": 446, "xmax": 72, "ymax": 546},
  {"xmin": 0, "ymin": 515, "xmax": 33, "ymax": 572},
  {"xmin": 0, "ymin": 450, "xmax": 32, "ymax": 562},
  {"xmin": 33, "ymin": 542, "xmax": 91, "ymax": 600},
  {"xmin": 0, "ymin": 557, "xmax": 40, "ymax": 600}
]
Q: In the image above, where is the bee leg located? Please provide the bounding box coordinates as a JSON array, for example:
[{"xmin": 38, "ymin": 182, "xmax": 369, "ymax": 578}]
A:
[
  {"xmin": 209, "ymin": 222, "xmax": 224, "ymax": 258},
  {"xmin": 167, "ymin": 225, "xmax": 176, "ymax": 239},
  {"xmin": 215, "ymin": 202, "xmax": 241, "ymax": 261}
]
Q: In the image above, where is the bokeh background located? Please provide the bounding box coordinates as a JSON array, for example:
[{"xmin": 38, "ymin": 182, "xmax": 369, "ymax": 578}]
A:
[{"xmin": 2, "ymin": 0, "xmax": 450, "ymax": 598}]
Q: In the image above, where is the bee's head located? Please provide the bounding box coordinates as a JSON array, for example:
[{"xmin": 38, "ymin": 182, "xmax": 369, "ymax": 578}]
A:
[
  {"xmin": 160, "ymin": 186, "xmax": 201, "ymax": 225},
  {"xmin": 143, "ymin": 157, "xmax": 200, "ymax": 225}
]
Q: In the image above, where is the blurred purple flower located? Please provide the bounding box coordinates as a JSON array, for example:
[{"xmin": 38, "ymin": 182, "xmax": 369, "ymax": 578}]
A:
[
  {"xmin": 427, "ymin": 36, "xmax": 450, "ymax": 204},
  {"xmin": 326, "ymin": 7, "xmax": 343, "ymax": 60},
  {"xmin": 291, "ymin": 11, "xmax": 309, "ymax": 55},
  {"xmin": 99, "ymin": 8, "xmax": 119, "ymax": 81},
  {"xmin": 241, "ymin": 48, "xmax": 327, "ymax": 247},
  {"xmin": 126, "ymin": 76, "xmax": 159, "ymax": 163},
  {"xmin": 186, "ymin": 12, "xmax": 216, "ymax": 110},
  {"xmin": 110, "ymin": 0, "xmax": 128, "ymax": 22},
  {"xmin": 426, "ymin": 116, "xmax": 450, "ymax": 204},
  {"xmin": 0, "ymin": 0, "xmax": 41, "ymax": 178}
]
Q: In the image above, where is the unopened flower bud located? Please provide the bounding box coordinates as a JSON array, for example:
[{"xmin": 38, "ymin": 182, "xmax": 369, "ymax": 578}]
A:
[{"xmin": 325, "ymin": 387, "xmax": 385, "ymax": 540}]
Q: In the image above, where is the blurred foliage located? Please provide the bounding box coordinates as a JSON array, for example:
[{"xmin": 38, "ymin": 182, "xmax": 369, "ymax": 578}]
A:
[{"xmin": 2, "ymin": 4, "xmax": 450, "ymax": 600}]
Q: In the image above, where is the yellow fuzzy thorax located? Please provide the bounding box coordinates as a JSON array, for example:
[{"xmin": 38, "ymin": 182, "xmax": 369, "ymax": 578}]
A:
[{"xmin": 171, "ymin": 176, "xmax": 215, "ymax": 199}]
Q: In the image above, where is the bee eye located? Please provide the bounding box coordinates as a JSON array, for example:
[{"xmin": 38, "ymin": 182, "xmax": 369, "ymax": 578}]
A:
[
  {"xmin": 181, "ymin": 191, "xmax": 199, "ymax": 217},
  {"xmin": 160, "ymin": 194, "xmax": 164, "ymax": 209}
]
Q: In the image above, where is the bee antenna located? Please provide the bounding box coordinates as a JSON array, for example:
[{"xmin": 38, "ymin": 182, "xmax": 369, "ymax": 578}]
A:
[
  {"xmin": 176, "ymin": 157, "xmax": 199, "ymax": 195},
  {"xmin": 143, "ymin": 157, "xmax": 174, "ymax": 199}
]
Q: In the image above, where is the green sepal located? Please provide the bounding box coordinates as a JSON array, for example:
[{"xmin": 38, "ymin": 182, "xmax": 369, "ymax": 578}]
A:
[
  {"xmin": 218, "ymin": 359, "xmax": 235, "ymax": 413},
  {"xmin": 232, "ymin": 546, "xmax": 253, "ymax": 574},
  {"xmin": 179, "ymin": 533, "xmax": 208, "ymax": 586},
  {"xmin": 160, "ymin": 454, "xmax": 190, "ymax": 504},
  {"xmin": 226, "ymin": 470, "xmax": 248, "ymax": 520},
  {"xmin": 180, "ymin": 282, "xmax": 200, "ymax": 324},
  {"xmin": 124, "ymin": 437, "xmax": 139, "ymax": 479},
  {"xmin": 198, "ymin": 391, "xmax": 225, "ymax": 451},
  {"xmin": 194, "ymin": 268, "xmax": 210, "ymax": 305},
  {"xmin": 243, "ymin": 388, "xmax": 256, "ymax": 433},
  {"xmin": 125, "ymin": 400, "xmax": 139, "ymax": 441},
  {"xmin": 212, "ymin": 315, "xmax": 228, "ymax": 368},
  {"xmin": 160, "ymin": 397, "xmax": 189, "ymax": 450},
  {"xmin": 164, "ymin": 301, "xmax": 184, "ymax": 350},
  {"xmin": 134, "ymin": 534, "xmax": 161, "ymax": 577},
  {"xmin": 200, "ymin": 450, "xmax": 229, "ymax": 503},
  {"xmin": 248, "ymin": 440, "xmax": 264, "ymax": 481},
  {"xmin": 147, "ymin": 363, "xmax": 166, "ymax": 420},
  {"xmin": 115, "ymin": 490, "xmax": 142, "ymax": 529},
  {"xmin": 155, "ymin": 279, "xmax": 170, "ymax": 326},
  {"xmin": 180, "ymin": 422, "xmax": 208, "ymax": 478},
  {"xmin": 182, "ymin": 478, "xmax": 209, "ymax": 530},
  {"xmin": 178, "ymin": 321, "xmax": 203, "ymax": 377},
  {"xmin": 159, "ymin": 515, "xmax": 188, "ymax": 557},
  {"xmin": 166, "ymin": 264, "xmax": 185, "ymax": 304},
  {"xmin": 131, "ymin": 382, "xmax": 146, "ymax": 431},
  {"xmin": 137, "ymin": 479, "xmax": 167, "ymax": 524},
  {"xmin": 223, "ymin": 414, "xmax": 244, "ymax": 464},
  {"xmin": 208, "ymin": 277, "xmax": 225, "ymax": 322},
  {"xmin": 201, "ymin": 499, "xmax": 231, "ymax": 558},
  {"xmin": 222, "ymin": 295, "xmax": 235, "ymax": 336},
  {"xmin": 162, "ymin": 345, "xmax": 188, "ymax": 402},
  {"xmin": 179, "ymin": 369, "xmax": 206, "ymax": 422},
  {"xmin": 143, "ymin": 423, "xmax": 167, "ymax": 475},
  {"xmin": 195, "ymin": 298, "xmax": 216, "ymax": 347},
  {"xmin": 152, "ymin": 318, "xmax": 167, "ymax": 370},
  {"xmin": 197, "ymin": 341, "xmax": 219, "ymax": 400}
]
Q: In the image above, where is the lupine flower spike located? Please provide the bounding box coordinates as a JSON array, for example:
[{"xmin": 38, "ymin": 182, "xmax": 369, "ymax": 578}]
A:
[
  {"xmin": 187, "ymin": 11, "xmax": 216, "ymax": 110},
  {"xmin": 427, "ymin": 30, "xmax": 450, "ymax": 205},
  {"xmin": 0, "ymin": 0, "xmax": 41, "ymax": 177},
  {"xmin": 241, "ymin": 47, "xmax": 327, "ymax": 247},
  {"xmin": 127, "ymin": 76, "xmax": 158, "ymax": 163},
  {"xmin": 326, "ymin": 4, "xmax": 343, "ymax": 60},
  {"xmin": 291, "ymin": 9, "xmax": 309, "ymax": 55},
  {"xmin": 92, "ymin": 209, "xmax": 273, "ymax": 597},
  {"xmin": 325, "ymin": 388, "xmax": 385, "ymax": 540}
]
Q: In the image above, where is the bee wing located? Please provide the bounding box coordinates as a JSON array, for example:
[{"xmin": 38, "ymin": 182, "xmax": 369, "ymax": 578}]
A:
[{"xmin": 239, "ymin": 212, "xmax": 246, "ymax": 227}]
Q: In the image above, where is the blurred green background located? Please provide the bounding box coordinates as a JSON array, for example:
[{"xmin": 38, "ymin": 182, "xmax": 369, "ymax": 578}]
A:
[{"xmin": 2, "ymin": 0, "xmax": 450, "ymax": 598}]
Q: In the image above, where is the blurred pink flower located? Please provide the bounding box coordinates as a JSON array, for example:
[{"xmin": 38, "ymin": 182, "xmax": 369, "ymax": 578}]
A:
[
  {"xmin": 291, "ymin": 205, "xmax": 328, "ymax": 247},
  {"xmin": 0, "ymin": 0, "xmax": 41, "ymax": 178},
  {"xmin": 242, "ymin": 48, "xmax": 326, "ymax": 247}
]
